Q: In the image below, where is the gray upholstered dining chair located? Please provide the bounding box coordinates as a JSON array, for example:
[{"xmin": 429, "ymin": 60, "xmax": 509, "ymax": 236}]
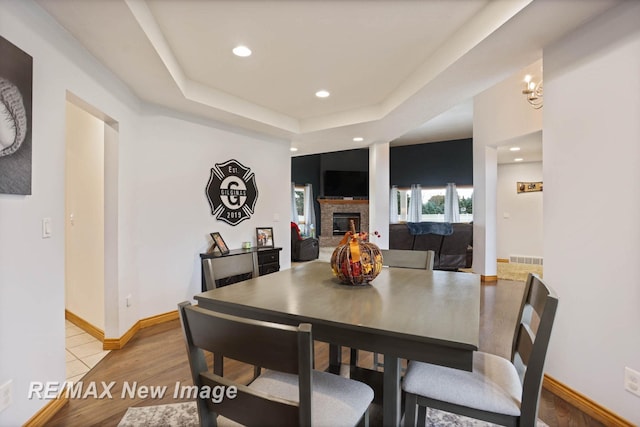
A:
[
  {"xmin": 402, "ymin": 273, "xmax": 558, "ymax": 427},
  {"xmin": 381, "ymin": 249, "xmax": 435, "ymax": 270},
  {"xmin": 350, "ymin": 249, "xmax": 435, "ymax": 369},
  {"xmin": 178, "ymin": 302, "xmax": 374, "ymax": 427}
]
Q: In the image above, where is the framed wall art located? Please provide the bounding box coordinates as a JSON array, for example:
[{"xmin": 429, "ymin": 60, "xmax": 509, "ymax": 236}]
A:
[{"xmin": 0, "ymin": 35, "xmax": 33, "ymax": 195}]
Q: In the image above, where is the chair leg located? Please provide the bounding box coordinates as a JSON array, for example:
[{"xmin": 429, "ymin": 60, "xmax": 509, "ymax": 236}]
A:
[
  {"xmin": 350, "ymin": 348, "xmax": 359, "ymax": 366},
  {"xmin": 404, "ymin": 392, "xmax": 417, "ymax": 427},
  {"xmin": 357, "ymin": 408, "xmax": 369, "ymax": 427},
  {"xmin": 417, "ymin": 405, "xmax": 426, "ymax": 427},
  {"xmin": 373, "ymin": 352, "xmax": 383, "ymax": 370}
]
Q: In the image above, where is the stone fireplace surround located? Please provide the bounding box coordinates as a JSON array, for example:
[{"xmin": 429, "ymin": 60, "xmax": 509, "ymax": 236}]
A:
[{"xmin": 318, "ymin": 199, "xmax": 369, "ymax": 247}]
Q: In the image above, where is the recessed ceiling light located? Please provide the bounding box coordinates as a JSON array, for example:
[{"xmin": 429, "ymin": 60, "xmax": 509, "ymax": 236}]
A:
[
  {"xmin": 315, "ymin": 90, "xmax": 330, "ymax": 98},
  {"xmin": 290, "ymin": 147, "xmax": 298, "ymax": 152},
  {"xmin": 232, "ymin": 45, "xmax": 252, "ymax": 57},
  {"xmin": 514, "ymin": 158, "xmax": 524, "ymax": 162},
  {"xmin": 353, "ymin": 137, "xmax": 364, "ymax": 142},
  {"xmin": 509, "ymin": 147, "xmax": 521, "ymax": 151}
]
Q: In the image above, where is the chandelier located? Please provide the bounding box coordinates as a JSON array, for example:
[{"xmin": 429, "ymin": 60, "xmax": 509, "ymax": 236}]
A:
[{"xmin": 522, "ymin": 75, "xmax": 543, "ymax": 109}]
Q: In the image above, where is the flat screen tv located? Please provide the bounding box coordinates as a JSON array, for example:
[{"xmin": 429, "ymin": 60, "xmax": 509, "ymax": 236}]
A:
[{"xmin": 324, "ymin": 170, "xmax": 368, "ymax": 197}]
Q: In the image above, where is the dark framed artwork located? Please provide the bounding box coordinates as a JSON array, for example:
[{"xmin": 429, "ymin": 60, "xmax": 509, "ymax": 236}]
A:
[
  {"xmin": 0, "ymin": 35, "xmax": 33, "ymax": 195},
  {"xmin": 256, "ymin": 227, "xmax": 274, "ymax": 248},
  {"xmin": 210, "ymin": 232, "xmax": 230, "ymax": 254}
]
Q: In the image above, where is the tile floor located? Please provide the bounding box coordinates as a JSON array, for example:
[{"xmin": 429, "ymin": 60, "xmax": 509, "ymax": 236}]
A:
[{"xmin": 65, "ymin": 320, "xmax": 110, "ymax": 382}]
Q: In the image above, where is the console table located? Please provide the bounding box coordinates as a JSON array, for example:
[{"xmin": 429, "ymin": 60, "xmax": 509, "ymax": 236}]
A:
[{"xmin": 199, "ymin": 247, "xmax": 282, "ymax": 291}]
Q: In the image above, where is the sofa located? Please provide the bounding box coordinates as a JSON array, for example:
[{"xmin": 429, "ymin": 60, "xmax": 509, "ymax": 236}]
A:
[
  {"xmin": 291, "ymin": 222, "xmax": 320, "ymax": 261},
  {"xmin": 389, "ymin": 222, "xmax": 473, "ymax": 271}
]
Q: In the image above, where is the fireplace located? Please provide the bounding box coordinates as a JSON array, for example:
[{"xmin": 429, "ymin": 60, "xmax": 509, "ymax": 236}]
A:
[
  {"xmin": 333, "ymin": 213, "xmax": 360, "ymax": 235},
  {"xmin": 318, "ymin": 199, "xmax": 369, "ymax": 247}
]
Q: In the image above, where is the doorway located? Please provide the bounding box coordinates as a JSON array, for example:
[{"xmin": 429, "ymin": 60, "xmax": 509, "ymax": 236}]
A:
[{"xmin": 64, "ymin": 95, "xmax": 119, "ymax": 380}]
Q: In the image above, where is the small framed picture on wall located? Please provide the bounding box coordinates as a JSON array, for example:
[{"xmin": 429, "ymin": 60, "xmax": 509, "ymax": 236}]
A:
[
  {"xmin": 210, "ymin": 232, "xmax": 230, "ymax": 254},
  {"xmin": 255, "ymin": 227, "xmax": 274, "ymax": 248}
]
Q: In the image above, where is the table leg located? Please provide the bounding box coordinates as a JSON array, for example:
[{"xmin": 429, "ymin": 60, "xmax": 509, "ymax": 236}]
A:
[{"xmin": 383, "ymin": 354, "xmax": 401, "ymax": 427}]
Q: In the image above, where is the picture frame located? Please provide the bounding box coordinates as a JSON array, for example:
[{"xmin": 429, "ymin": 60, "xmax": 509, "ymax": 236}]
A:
[
  {"xmin": 255, "ymin": 227, "xmax": 274, "ymax": 248},
  {"xmin": 210, "ymin": 232, "xmax": 230, "ymax": 254}
]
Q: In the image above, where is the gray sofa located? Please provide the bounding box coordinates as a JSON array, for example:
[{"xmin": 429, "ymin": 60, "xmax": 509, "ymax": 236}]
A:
[{"xmin": 389, "ymin": 222, "xmax": 473, "ymax": 271}]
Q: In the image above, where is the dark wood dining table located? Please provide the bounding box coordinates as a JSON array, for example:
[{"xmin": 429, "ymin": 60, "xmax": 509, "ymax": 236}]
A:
[{"xmin": 194, "ymin": 261, "xmax": 480, "ymax": 426}]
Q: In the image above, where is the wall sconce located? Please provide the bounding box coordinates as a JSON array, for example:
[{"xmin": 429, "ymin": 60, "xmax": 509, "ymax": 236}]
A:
[{"xmin": 522, "ymin": 75, "xmax": 543, "ymax": 109}]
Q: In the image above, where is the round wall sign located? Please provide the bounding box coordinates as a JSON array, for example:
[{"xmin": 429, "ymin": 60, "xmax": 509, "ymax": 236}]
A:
[{"xmin": 206, "ymin": 159, "xmax": 258, "ymax": 226}]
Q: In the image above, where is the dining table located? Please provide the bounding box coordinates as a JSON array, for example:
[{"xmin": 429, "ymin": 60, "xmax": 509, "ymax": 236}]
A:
[{"xmin": 194, "ymin": 261, "xmax": 480, "ymax": 426}]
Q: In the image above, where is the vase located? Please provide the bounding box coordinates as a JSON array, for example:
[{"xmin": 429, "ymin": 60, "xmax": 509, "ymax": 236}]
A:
[{"xmin": 330, "ymin": 220, "xmax": 383, "ymax": 285}]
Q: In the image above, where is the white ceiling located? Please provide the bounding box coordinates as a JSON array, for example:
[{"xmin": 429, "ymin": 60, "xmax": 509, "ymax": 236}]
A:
[{"xmin": 36, "ymin": 0, "xmax": 619, "ymax": 161}]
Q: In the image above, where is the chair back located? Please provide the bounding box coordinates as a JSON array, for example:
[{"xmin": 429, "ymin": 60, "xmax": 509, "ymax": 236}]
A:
[
  {"xmin": 202, "ymin": 253, "xmax": 255, "ymax": 291},
  {"xmin": 381, "ymin": 249, "xmax": 434, "ymax": 270},
  {"xmin": 512, "ymin": 274, "xmax": 558, "ymax": 425},
  {"xmin": 178, "ymin": 302, "xmax": 314, "ymax": 426}
]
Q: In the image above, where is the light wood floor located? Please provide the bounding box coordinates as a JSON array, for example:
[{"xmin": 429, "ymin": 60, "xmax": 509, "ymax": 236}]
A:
[{"xmin": 48, "ymin": 279, "xmax": 604, "ymax": 427}]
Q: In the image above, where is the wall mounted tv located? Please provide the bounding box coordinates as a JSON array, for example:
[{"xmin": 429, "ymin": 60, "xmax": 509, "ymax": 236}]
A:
[{"xmin": 323, "ymin": 170, "xmax": 368, "ymax": 197}]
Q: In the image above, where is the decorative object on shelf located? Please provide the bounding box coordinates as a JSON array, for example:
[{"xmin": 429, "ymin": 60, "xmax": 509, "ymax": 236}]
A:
[
  {"xmin": 209, "ymin": 232, "xmax": 230, "ymax": 254},
  {"xmin": 331, "ymin": 220, "xmax": 383, "ymax": 286},
  {"xmin": 517, "ymin": 181, "xmax": 543, "ymax": 193},
  {"xmin": 241, "ymin": 241, "xmax": 251, "ymax": 249},
  {"xmin": 522, "ymin": 74, "xmax": 543, "ymax": 109},
  {"xmin": 205, "ymin": 159, "xmax": 258, "ymax": 226},
  {"xmin": 256, "ymin": 227, "xmax": 274, "ymax": 248},
  {"xmin": 0, "ymin": 35, "xmax": 33, "ymax": 195}
]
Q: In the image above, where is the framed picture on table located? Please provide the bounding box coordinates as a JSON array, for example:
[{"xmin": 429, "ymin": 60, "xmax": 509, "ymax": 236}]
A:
[
  {"xmin": 255, "ymin": 227, "xmax": 274, "ymax": 248},
  {"xmin": 210, "ymin": 232, "xmax": 230, "ymax": 254}
]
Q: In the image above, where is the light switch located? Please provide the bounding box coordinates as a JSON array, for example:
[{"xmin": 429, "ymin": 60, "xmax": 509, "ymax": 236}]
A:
[
  {"xmin": 42, "ymin": 218, "xmax": 52, "ymax": 238},
  {"xmin": 503, "ymin": 212, "xmax": 510, "ymax": 219}
]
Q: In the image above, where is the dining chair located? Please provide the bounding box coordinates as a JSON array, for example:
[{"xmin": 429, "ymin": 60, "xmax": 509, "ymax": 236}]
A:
[
  {"xmin": 202, "ymin": 252, "xmax": 255, "ymax": 291},
  {"xmin": 178, "ymin": 301, "xmax": 374, "ymax": 427},
  {"xmin": 350, "ymin": 249, "xmax": 435, "ymax": 369},
  {"xmin": 381, "ymin": 249, "xmax": 435, "ymax": 270},
  {"xmin": 402, "ymin": 273, "xmax": 558, "ymax": 427}
]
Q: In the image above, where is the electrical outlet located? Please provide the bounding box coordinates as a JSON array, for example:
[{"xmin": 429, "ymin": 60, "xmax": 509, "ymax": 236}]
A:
[
  {"xmin": 625, "ymin": 367, "xmax": 640, "ymax": 397},
  {"xmin": 0, "ymin": 380, "xmax": 12, "ymax": 413}
]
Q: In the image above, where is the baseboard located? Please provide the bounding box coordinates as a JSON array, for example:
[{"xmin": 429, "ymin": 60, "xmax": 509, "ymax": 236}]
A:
[
  {"xmin": 480, "ymin": 275, "xmax": 497, "ymax": 282},
  {"xmin": 497, "ymin": 258, "xmax": 509, "ymax": 263},
  {"xmin": 22, "ymin": 387, "xmax": 69, "ymax": 427},
  {"xmin": 64, "ymin": 310, "xmax": 104, "ymax": 342},
  {"xmin": 103, "ymin": 310, "xmax": 179, "ymax": 350},
  {"xmin": 543, "ymin": 374, "xmax": 634, "ymax": 426},
  {"xmin": 103, "ymin": 321, "xmax": 139, "ymax": 350},
  {"xmin": 139, "ymin": 310, "xmax": 179, "ymax": 328}
]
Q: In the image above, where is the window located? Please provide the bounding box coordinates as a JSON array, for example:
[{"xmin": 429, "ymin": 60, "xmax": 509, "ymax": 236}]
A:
[
  {"xmin": 396, "ymin": 186, "xmax": 473, "ymax": 222},
  {"xmin": 294, "ymin": 186, "xmax": 305, "ymax": 224}
]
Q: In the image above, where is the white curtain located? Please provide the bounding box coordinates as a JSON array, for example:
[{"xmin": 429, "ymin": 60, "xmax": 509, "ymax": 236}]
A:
[
  {"xmin": 303, "ymin": 183, "xmax": 316, "ymax": 237},
  {"xmin": 444, "ymin": 182, "xmax": 460, "ymax": 223},
  {"xmin": 407, "ymin": 184, "xmax": 422, "ymax": 222},
  {"xmin": 389, "ymin": 186, "xmax": 399, "ymax": 223},
  {"xmin": 291, "ymin": 182, "xmax": 298, "ymax": 224}
]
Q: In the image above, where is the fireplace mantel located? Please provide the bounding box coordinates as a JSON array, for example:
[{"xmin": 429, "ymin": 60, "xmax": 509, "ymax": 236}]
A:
[
  {"xmin": 318, "ymin": 198, "xmax": 369, "ymax": 247},
  {"xmin": 318, "ymin": 199, "xmax": 369, "ymax": 205}
]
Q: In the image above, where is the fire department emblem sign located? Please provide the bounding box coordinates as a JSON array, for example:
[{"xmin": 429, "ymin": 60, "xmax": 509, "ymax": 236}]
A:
[{"xmin": 206, "ymin": 159, "xmax": 258, "ymax": 226}]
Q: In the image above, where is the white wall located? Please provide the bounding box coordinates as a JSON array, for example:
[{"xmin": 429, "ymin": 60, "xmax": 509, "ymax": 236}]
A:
[
  {"xmin": 473, "ymin": 60, "xmax": 543, "ymax": 276},
  {"xmin": 496, "ymin": 161, "xmax": 543, "ymax": 260},
  {"xmin": 65, "ymin": 101, "xmax": 105, "ymax": 329},
  {"xmin": 543, "ymin": 3, "xmax": 640, "ymax": 424},
  {"xmin": 130, "ymin": 110, "xmax": 291, "ymax": 319},
  {"xmin": 0, "ymin": 1, "xmax": 290, "ymax": 424}
]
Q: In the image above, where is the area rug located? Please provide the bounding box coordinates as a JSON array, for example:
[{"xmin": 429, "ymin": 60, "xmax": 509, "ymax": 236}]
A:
[{"xmin": 118, "ymin": 401, "xmax": 549, "ymax": 426}]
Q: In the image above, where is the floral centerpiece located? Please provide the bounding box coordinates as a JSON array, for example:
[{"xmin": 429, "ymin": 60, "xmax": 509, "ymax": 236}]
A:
[{"xmin": 330, "ymin": 221, "xmax": 383, "ymax": 285}]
